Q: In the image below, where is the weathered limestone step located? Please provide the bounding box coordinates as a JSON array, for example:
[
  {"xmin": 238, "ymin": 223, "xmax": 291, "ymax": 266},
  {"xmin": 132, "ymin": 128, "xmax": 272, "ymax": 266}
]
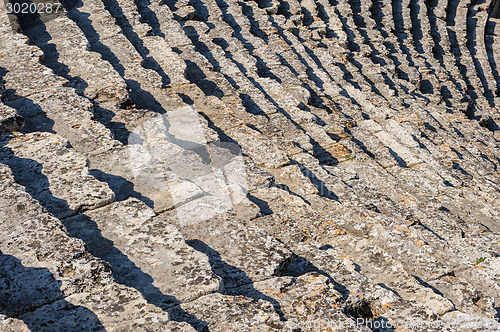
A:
[
  {"xmin": 0, "ymin": 103, "xmax": 23, "ymax": 133},
  {"xmin": 158, "ymin": 204, "xmax": 294, "ymax": 289},
  {"xmin": 0, "ymin": 163, "xmax": 112, "ymax": 306},
  {"xmin": 170, "ymin": 83, "xmax": 296, "ymax": 170},
  {"xmin": 20, "ymin": 14, "xmax": 128, "ymax": 103},
  {"xmin": 232, "ymin": 273, "xmax": 366, "ymax": 331},
  {"xmin": 14, "ymin": 283, "xmax": 194, "ymax": 332},
  {"xmin": 0, "ymin": 133, "xmax": 115, "ymax": 219},
  {"xmin": 64, "ymin": 198, "xmax": 222, "ymax": 306},
  {"xmin": 0, "ymin": 23, "xmax": 120, "ymax": 156},
  {"xmin": 359, "ymin": 119, "xmax": 424, "ymax": 167},
  {"xmin": 174, "ymin": 292, "xmax": 283, "ymax": 331},
  {"xmin": 328, "ymin": 235, "xmax": 456, "ymax": 316}
]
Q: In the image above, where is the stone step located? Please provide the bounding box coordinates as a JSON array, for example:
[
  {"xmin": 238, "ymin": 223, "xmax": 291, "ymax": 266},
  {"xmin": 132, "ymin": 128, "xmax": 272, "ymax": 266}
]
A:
[
  {"xmin": 63, "ymin": 198, "xmax": 223, "ymax": 306},
  {"xmin": 0, "ymin": 133, "xmax": 115, "ymax": 219},
  {"xmin": 0, "ymin": 163, "xmax": 191, "ymax": 331}
]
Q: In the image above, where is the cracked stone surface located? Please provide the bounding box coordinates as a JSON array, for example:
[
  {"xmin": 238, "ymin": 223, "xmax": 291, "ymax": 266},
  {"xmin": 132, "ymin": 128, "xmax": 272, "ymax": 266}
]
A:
[{"xmin": 1, "ymin": 0, "xmax": 500, "ymax": 330}]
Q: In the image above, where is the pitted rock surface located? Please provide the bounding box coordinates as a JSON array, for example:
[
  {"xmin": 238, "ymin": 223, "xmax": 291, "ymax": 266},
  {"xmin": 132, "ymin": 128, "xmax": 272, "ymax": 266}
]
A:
[{"xmin": 1, "ymin": 0, "xmax": 500, "ymax": 330}]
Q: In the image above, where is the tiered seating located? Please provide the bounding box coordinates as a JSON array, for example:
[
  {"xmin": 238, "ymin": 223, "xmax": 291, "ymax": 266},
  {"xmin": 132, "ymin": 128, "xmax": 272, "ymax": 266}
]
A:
[{"xmin": 1, "ymin": 0, "xmax": 500, "ymax": 330}]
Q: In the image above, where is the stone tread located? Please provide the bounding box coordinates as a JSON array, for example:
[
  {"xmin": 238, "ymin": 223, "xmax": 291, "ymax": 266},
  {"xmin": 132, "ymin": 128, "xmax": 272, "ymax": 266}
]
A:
[{"xmin": 1, "ymin": 0, "xmax": 500, "ymax": 330}]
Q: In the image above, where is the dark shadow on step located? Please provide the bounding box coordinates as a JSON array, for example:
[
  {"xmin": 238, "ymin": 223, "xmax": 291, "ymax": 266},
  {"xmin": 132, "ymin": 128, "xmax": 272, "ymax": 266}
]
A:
[
  {"xmin": 0, "ymin": 68, "xmax": 55, "ymax": 134},
  {"xmin": 466, "ymin": 1, "xmax": 496, "ymax": 108},
  {"xmin": 88, "ymin": 169, "xmax": 155, "ymax": 208},
  {"xmin": 486, "ymin": 18, "xmax": 500, "ymax": 98},
  {"xmin": 386, "ymin": 147, "xmax": 407, "ymax": 168},
  {"xmin": 447, "ymin": 0, "xmax": 482, "ymax": 118},
  {"xmin": 247, "ymin": 192, "xmax": 274, "ymax": 215},
  {"xmin": 98, "ymin": 0, "xmax": 170, "ymax": 87},
  {"xmin": 186, "ymin": 239, "xmax": 287, "ymax": 321},
  {"xmin": 12, "ymin": 2, "xmax": 133, "ymax": 144},
  {"xmin": 291, "ymin": 160, "xmax": 340, "ymax": 201},
  {"xmin": 183, "ymin": 60, "xmax": 225, "ymax": 98},
  {"xmin": 0, "ymin": 141, "xmax": 72, "ymax": 219},
  {"xmin": 0, "ymin": 140, "xmax": 208, "ymax": 331},
  {"xmin": 278, "ymin": 253, "xmax": 350, "ymax": 300},
  {"xmin": 0, "ymin": 252, "xmax": 106, "ymax": 331}
]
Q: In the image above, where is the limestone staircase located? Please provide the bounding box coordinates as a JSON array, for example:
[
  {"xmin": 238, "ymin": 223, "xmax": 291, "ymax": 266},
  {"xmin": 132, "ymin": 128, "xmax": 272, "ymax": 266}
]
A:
[{"xmin": 1, "ymin": 0, "xmax": 500, "ymax": 330}]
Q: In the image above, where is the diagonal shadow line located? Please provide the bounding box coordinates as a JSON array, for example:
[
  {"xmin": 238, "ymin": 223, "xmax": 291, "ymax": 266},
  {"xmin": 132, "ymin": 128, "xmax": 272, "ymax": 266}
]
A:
[
  {"xmin": 0, "ymin": 138, "xmax": 209, "ymax": 331},
  {"xmin": 11, "ymin": 0, "xmax": 133, "ymax": 144},
  {"xmin": 0, "ymin": 252, "xmax": 107, "ymax": 331},
  {"xmin": 59, "ymin": 0, "xmax": 166, "ymax": 114},
  {"xmin": 232, "ymin": 0, "xmax": 364, "ymax": 109},
  {"xmin": 447, "ymin": 0, "xmax": 482, "ymax": 115},
  {"xmin": 485, "ymin": 19, "xmax": 500, "ymax": 96},
  {"xmin": 98, "ymin": 0, "xmax": 170, "ymax": 87},
  {"xmin": 0, "ymin": 67, "xmax": 55, "ymax": 134},
  {"xmin": 290, "ymin": 160, "xmax": 340, "ymax": 201},
  {"xmin": 186, "ymin": 239, "xmax": 287, "ymax": 321}
]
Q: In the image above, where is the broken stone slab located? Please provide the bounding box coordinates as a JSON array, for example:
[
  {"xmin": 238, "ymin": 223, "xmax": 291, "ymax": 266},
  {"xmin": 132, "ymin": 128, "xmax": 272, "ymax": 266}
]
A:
[
  {"xmin": 158, "ymin": 199, "xmax": 294, "ymax": 289},
  {"xmin": 0, "ymin": 132, "xmax": 115, "ymax": 218},
  {"xmin": 4, "ymin": 88, "xmax": 120, "ymax": 156},
  {"xmin": 63, "ymin": 198, "xmax": 223, "ymax": 306},
  {"xmin": 0, "ymin": 103, "xmax": 23, "ymax": 133}
]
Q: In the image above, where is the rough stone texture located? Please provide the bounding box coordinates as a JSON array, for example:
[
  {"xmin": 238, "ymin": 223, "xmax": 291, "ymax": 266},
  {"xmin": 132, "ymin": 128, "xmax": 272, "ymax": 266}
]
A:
[
  {"xmin": 64, "ymin": 198, "xmax": 223, "ymax": 306},
  {"xmin": 0, "ymin": 132, "xmax": 115, "ymax": 218},
  {"xmin": 0, "ymin": 103, "xmax": 23, "ymax": 133},
  {"xmin": 1, "ymin": 0, "xmax": 500, "ymax": 330},
  {"xmin": 0, "ymin": 164, "xmax": 191, "ymax": 331}
]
